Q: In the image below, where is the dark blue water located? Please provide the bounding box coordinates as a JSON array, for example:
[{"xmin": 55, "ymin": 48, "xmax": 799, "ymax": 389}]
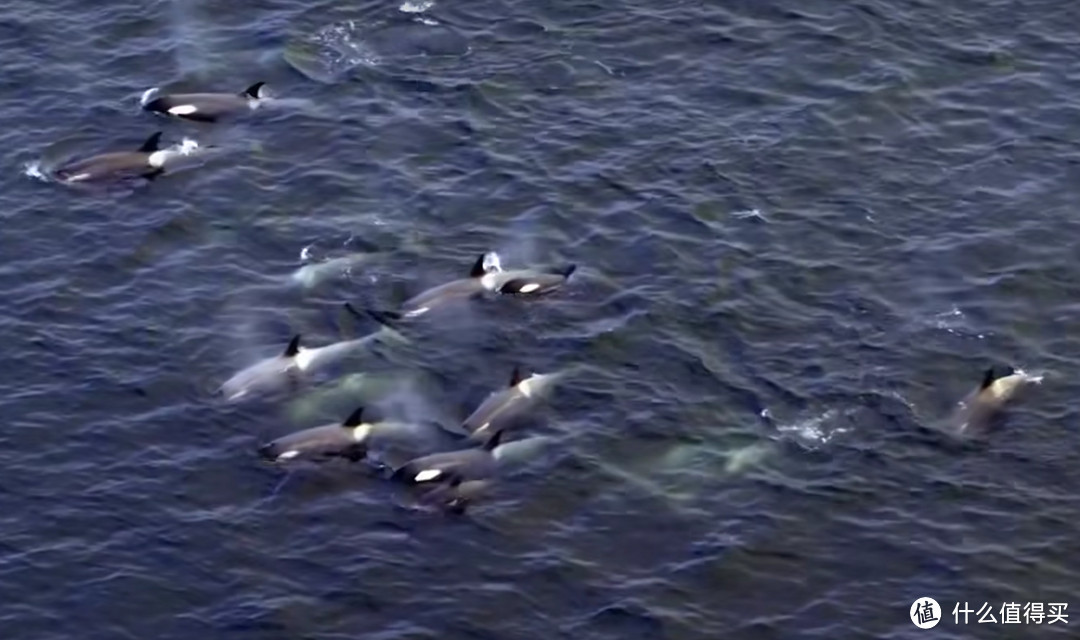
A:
[{"xmin": 2, "ymin": 0, "xmax": 1078, "ymax": 638}]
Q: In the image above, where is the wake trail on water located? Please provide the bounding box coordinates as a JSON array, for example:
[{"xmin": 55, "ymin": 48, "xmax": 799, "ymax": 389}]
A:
[{"xmin": 168, "ymin": 0, "xmax": 213, "ymax": 79}]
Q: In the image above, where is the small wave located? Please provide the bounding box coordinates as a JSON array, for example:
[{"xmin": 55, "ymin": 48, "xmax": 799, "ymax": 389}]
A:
[
  {"xmin": 139, "ymin": 86, "xmax": 160, "ymax": 107},
  {"xmin": 731, "ymin": 208, "xmax": 768, "ymax": 221}
]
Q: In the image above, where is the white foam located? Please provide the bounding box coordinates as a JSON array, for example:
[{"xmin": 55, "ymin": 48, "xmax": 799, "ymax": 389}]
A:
[
  {"xmin": 399, "ymin": 0, "xmax": 434, "ymax": 13},
  {"xmin": 482, "ymin": 251, "xmax": 504, "ymax": 273},
  {"xmin": 777, "ymin": 409, "xmax": 851, "ymax": 446},
  {"xmin": 1013, "ymin": 369, "xmax": 1045, "ymax": 385},
  {"xmin": 414, "ymin": 469, "xmax": 442, "ymax": 482},
  {"xmin": 176, "ymin": 138, "xmax": 200, "ymax": 156},
  {"xmin": 168, "ymin": 104, "xmax": 199, "ymax": 116},
  {"xmin": 23, "ymin": 162, "xmax": 50, "ymax": 182}
]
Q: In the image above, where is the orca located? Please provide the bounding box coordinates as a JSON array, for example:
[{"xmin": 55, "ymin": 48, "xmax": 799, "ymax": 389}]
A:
[
  {"xmin": 463, "ymin": 366, "xmax": 562, "ymax": 442},
  {"xmin": 219, "ymin": 309, "xmax": 407, "ymax": 402},
  {"xmin": 392, "ymin": 432, "xmax": 556, "ymax": 513},
  {"xmin": 141, "ymin": 82, "xmax": 269, "ymax": 123},
  {"xmin": 52, "ymin": 132, "xmax": 173, "ymax": 184},
  {"xmin": 259, "ymin": 406, "xmax": 453, "ymax": 463},
  {"xmin": 946, "ymin": 366, "xmax": 1041, "ymax": 434}
]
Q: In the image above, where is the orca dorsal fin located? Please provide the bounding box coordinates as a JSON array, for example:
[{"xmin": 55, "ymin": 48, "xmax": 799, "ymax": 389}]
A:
[
  {"xmin": 980, "ymin": 367, "xmax": 995, "ymax": 390},
  {"xmin": 509, "ymin": 366, "xmax": 524, "ymax": 387},
  {"xmin": 343, "ymin": 406, "xmax": 365, "ymax": 427},
  {"xmin": 241, "ymin": 82, "xmax": 266, "ymax": 99},
  {"xmin": 284, "ymin": 334, "xmax": 301, "ymax": 357},
  {"xmin": 483, "ymin": 429, "xmax": 503, "ymax": 451},
  {"xmin": 138, "ymin": 132, "xmax": 163, "ymax": 153},
  {"xmin": 469, "ymin": 254, "xmax": 488, "ymax": 278},
  {"xmin": 556, "ymin": 264, "xmax": 577, "ymax": 279}
]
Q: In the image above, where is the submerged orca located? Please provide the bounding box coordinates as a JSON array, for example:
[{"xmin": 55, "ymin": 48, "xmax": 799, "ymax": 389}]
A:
[
  {"xmin": 141, "ymin": 82, "xmax": 269, "ymax": 123},
  {"xmin": 463, "ymin": 366, "xmax": 562, "ymax": 442}
]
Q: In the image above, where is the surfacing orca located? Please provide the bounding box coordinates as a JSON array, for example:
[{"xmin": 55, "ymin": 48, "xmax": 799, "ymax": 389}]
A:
[
  {"xmin": 392, "ymin": 430, "xmax": 505, "ymax": 486},
  {"xmin": 259, "ymin": 406, "xmax": 451, "ymax": 463},
  {"xmin": 393, "ymin": 432, "xmax": 556, "ymax": 513},
  {"xmin": 259, "ymin": 406, "xmax": 372, "ymax": 462},
  {"xmin": 463, "ymin": 366, "xmax": 562, "ymax": 442},
  {"xmin": 946, "ymin": 366, "xmax": 1041, "ymax": 434},
  {"xmin": 52, "ymin": 132, "xmax": 173, "ymax": 184},
  {"xmin": 393, "ymin": 253, "xmax": 494, "ymax": 318},
  {"xmin": 477, "ymin": 252, "xmax": 577, "ymax": 296},
  {"xmin": 141, "ymin": 82, "xmax": 269, "ymax": 123},
  {"xmin": 219, "ymin": 311, "xmax": 406, "ymax": 402}
]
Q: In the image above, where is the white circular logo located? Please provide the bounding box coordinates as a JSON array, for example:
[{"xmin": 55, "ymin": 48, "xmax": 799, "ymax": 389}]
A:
[{"xmin": 910, "ymin": 597, "xmax": 942, "ymax": 629}]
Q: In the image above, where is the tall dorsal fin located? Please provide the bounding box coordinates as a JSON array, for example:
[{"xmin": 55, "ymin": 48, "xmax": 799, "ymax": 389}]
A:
[
  {"xmin": 241, "ymin": 82, "xmax": 266, "ymax": 99},
  {"xmin": 980, "ymin": 367, "xmax": 995, "ymax": 390},
  {"xmin": 469, "ymin": 254, "xmax": 488, "ymax": 278},
  {"xmin": 138, "ymin": 131, "xmax": 163, "ymax": 153},
  {"xmin": 342, "ymin": 406, "xmax": 364, "ymax": 427},
  {"xmin": 509, "ymin": 366, "xmax": 524, "ymax": 387},
  {"xmin": 483, "ymin": 429, "xmax": 503, "ymax": 451},
  {"xmin": 555, "ymin": 264, "xmax": 577, "ymax": 279},
  {"xmin": 284, "ymin": 334, "xmax": 301, "ymax": 357}
]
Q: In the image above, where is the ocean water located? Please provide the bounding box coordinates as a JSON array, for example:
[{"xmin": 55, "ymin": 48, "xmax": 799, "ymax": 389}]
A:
[{"xmin": 1, "ymin": 0, "xmax": 1077, "ymax": 638}]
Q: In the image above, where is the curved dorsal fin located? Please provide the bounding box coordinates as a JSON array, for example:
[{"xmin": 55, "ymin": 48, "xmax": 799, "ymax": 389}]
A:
[
  {"xmin": 980, "ymin": 367, "xmax": 995, "ymax": 390},
  {"xmin": 483, "ymin": 429, "xmax": 503, "ymax": 451},
  {"xmin": 284, "ymin": 334, "xmax": 301, "ymax": 357},
  {"xmin": 241, "ymin": 82, "xmax": 266, "ymax": 99},
  {"xmin": 138, "ymin": 131, "xmax": 163, "ymax": 153},
  {"xmin": 342, "ymin": 406, "xmax": 364, "ymax": 427},
  {"xmin": 469, "ymin": 253, "xmax": 488, "ymax": 278},
  {"xmin": 509, "ymin": 366, "xmax": 524, "ymax": 387}
]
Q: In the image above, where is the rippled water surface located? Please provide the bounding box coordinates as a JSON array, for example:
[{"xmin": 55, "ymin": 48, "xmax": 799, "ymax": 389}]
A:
[{"xmin": 2, "ymin": 0, "xmax": 1079, "ymax": 638}]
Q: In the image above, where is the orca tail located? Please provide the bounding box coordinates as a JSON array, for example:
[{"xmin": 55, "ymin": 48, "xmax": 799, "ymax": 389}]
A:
[{"xmin": 556, "ymin": 264, "xmax": 577, "ymax": 279}]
